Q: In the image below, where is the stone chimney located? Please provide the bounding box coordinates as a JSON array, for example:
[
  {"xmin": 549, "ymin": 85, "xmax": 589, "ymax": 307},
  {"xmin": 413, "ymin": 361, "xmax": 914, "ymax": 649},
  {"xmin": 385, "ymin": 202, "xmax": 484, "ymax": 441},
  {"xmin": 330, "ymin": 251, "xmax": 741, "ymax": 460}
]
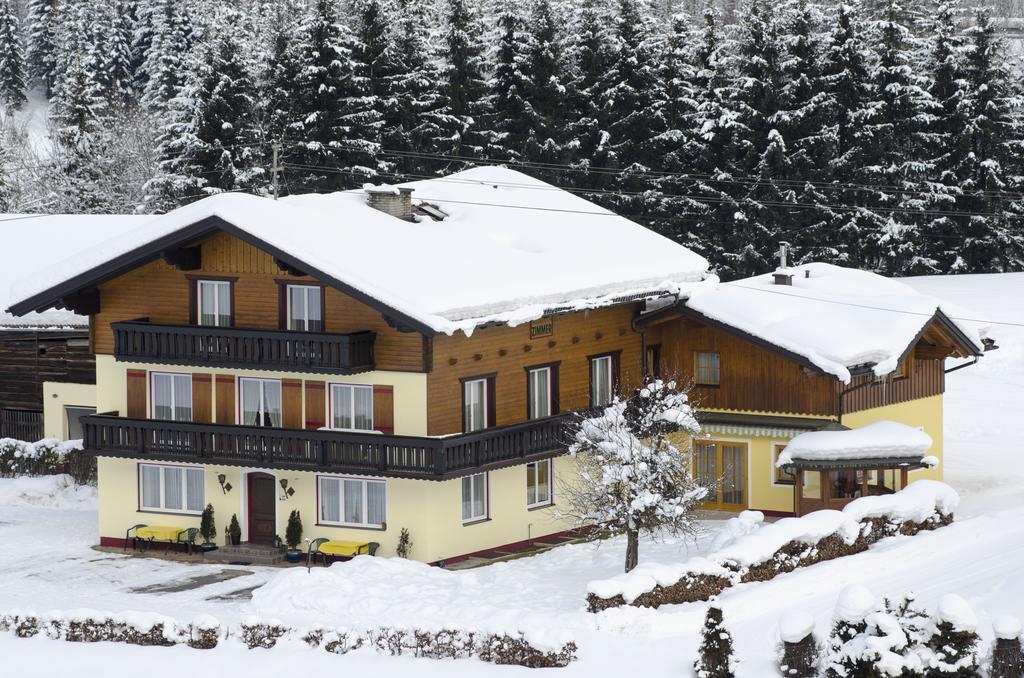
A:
[
  {"xmin": 364, "ymin": 184, "xmax": 414, "ymax": 221},
  {"xmin": 773, "ymin": 242, "xmax": 794, "ymax": 286}
]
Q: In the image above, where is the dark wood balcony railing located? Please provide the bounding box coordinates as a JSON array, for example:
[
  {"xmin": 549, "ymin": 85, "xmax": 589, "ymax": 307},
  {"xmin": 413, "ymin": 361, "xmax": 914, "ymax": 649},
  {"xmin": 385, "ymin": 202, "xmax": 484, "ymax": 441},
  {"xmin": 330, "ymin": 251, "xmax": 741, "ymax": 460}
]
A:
[
  {"xmin": 112, "ymin": 321, "xmax": 375, "ymax": 375},
  {"xmin": 80, "ymin": 412, "xmax": 573, "ymax": 480}
]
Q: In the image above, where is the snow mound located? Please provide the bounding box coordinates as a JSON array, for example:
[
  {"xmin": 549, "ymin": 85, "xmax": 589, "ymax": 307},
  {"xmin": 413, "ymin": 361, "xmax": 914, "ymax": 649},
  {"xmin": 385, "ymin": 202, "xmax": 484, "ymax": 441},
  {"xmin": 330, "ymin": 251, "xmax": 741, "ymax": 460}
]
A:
[
  {"xmin": 0, "ymin": 475, "xmax": 96, "ymax": 509},
  {"xmin": 993, "ymin": 615, "xmax": 1022, "ymax": 640},
  {"xmin": 710, "ymin": 510, "xmax": 765, "ymax": 551},
  {"xmin": 836, "ymin": 585, "xmax": 877, "ymax": 623},
  {"xmin": 777, "ymin": 421, "xmax": 932, "ymax": 465},
  {"xmin": 936, "ymin": 594, "xmax": 977, "ymax": 632},
  {"xmin": 716, "ymin": 510, "xmax": 857, "ymax": 568},
  {"xmin": 843, "ymin": 480, "xmax": 959, "ymax": 524},
  {"xmin": 249, "ymin": 555, "xmax": 574, "ymax": 651},
  {"xmin": 779, "ymin": 611, "xmax": 815, "ymax": 643}
]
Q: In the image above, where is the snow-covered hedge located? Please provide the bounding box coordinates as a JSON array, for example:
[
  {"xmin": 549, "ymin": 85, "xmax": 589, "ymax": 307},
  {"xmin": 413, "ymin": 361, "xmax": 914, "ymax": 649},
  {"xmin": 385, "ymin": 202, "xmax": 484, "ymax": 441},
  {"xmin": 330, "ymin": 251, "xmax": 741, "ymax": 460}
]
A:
[
  {"xmin": 0, "ymin": 438, "xmax": 95, "ymax": 485},
  {"xmin": 0, "ymin": 610, "xmax": 577, "ymax": 668},
  {"xmin": 586, "ymin": 481, "xmax": 958, "ymax": 612}
]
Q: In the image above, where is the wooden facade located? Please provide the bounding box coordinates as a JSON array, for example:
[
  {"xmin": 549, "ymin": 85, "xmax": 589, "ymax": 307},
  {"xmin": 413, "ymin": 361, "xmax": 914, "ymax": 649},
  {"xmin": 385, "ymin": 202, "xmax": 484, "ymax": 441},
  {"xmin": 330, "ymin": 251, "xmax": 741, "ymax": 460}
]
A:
[{"xmin": 91, "ymin": 233, "xmax": 424, "ymax": 372}]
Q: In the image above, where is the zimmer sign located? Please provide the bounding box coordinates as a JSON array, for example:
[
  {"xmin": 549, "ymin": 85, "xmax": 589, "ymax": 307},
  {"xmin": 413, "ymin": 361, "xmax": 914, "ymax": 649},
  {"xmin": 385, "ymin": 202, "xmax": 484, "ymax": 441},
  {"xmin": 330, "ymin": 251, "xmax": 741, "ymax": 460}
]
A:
[{"xmin": 530, "ymin": 319, "xmax": 554, "ymax": 339}]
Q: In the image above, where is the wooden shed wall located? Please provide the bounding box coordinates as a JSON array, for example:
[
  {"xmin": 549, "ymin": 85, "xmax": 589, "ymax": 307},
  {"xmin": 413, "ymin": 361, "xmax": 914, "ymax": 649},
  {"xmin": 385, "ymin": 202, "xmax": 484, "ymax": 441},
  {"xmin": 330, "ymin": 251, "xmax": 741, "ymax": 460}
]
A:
[{"xmin": 0, "ymin": 331, "xmax": 94, "ymax": 410}]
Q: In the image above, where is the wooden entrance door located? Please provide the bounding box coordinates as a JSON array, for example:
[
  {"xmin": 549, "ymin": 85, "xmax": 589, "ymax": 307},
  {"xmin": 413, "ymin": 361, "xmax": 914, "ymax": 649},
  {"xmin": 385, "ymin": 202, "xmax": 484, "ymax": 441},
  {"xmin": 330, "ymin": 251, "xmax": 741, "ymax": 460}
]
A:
[
  {"xmin": 694, "ymin": 441, "xmax": 748, "ymax": 510},
  {"xmin": 247, "ymin": 473, "xmax": 276, "ymax": 545}
]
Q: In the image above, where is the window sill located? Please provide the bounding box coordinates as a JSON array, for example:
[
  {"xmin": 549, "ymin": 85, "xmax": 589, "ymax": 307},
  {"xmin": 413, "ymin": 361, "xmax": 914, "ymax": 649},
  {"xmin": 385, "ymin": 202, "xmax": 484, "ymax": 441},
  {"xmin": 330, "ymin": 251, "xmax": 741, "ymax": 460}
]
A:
[
  {"xmin": 461, "ymin": 517, "xmax": 491, "ymax": 527},
  {"xmin": 694, "ymin": 383, "xmax": 721, "ymax": 389},
  {"xmin": 315, "ymin": 522, "xmax": 387, "ymax": 532},
  {"xmin": 137, "ymin": 509, "xmax": 203, "ymax": 517},
  {"xmin": 527, "ymin": 502, "xmax": 554, "ymax": 512}
]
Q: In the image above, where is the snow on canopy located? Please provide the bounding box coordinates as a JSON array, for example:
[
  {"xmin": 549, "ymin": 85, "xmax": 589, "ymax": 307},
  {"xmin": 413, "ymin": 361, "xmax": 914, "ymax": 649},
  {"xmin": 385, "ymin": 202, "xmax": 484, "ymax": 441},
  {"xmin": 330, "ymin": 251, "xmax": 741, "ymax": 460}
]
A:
[
  {"xmin": 776, "ymin": 421, "xmax": 933, "ymax": 466},
  {"xmin": 0, "ymin": 214, "xmax": 151, "ymax": 329},
  {"xmin": 7, "ymin": 167, "xmax": 710, "ymax": 336},
  {"xmin": 684, "ymin": 263, "xmax": 988, "ymax": 382}
]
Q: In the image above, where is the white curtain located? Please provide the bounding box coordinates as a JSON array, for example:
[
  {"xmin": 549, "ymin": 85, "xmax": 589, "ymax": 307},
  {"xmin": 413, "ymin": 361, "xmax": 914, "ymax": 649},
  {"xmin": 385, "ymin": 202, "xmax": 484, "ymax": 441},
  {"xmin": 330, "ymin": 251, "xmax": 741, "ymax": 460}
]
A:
[
  {"xmin": 307, "ymin": 287, "xmax": 323, "ymax": 331},
  {"xmin": 344, "ymin": 479, "xmax": 362, "ymax": 524},
  {"xmin": 464, "ymin": 380, "xmax": 485, "ymax": 432},
  {"xmin": 367, "ymin": 481, "xmax": 386, "ymax": 526},
  {"xmin": 141, "ymin": 465, "xmax": 161, "ymax": 509},
  {"xmin": 164, "ymin": 467, "xmax": 183, "ymax": 510},
  {"xmin": 241, "ymin": 380, "xmax": 261, "ymax": 426},
  {"xmin": 529, "ymin": 369, "xmax": 550, "ymax": 419},
  {"xmin": 288, "ymin": 286, "xmax": 306, "ymax": 330},
  {"xmin": 537, "ymin": 460, "xmax": 550, "ymax": 503},
  {"xmin": 215, "ymin": 281, "xmax": 230, "ymax": 325},
  {"xmin": 152, "ymin": 374, "xmax": 173, "ymax": 420},
  {"xmin": 353, "ymin": 387, "xmax": 373, "ymax": 430},
  {"xmin": 320, "ymin": 478, "xmax": 340, "ymax": 522},
  {"xmin": 200, "ymin": 282, "xmax": 217, "ymax": 325},
  {"xmin": 264, "ymin": 381, "xmax": 282, "ymax": 427},
  {"xmin": 185, "ymin": 468, "xmax": 204, "ymax": 512},
  {"xmin": 173, "ymin": 374, "xmax": 192, "ymax": 421},
  {"xmin": 461, "ymin": 476, "xmax": 473, "ymax": 521},
  {"xmin": 332, "ymin": 385, "xmax": 353, "ymax": 429},
  {"xmin": 527, "ymin": 463, "xmax": 537, "ymax": 506},
  {"xmin": 462, "ymin": 473, "xmax": 485, "ymax": 521}
]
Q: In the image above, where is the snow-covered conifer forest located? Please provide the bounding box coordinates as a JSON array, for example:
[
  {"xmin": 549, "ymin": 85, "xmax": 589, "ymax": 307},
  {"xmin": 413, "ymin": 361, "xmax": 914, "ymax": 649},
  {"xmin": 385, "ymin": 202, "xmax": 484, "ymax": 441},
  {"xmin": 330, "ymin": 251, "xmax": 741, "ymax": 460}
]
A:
[{"xmin": 1, "ymin": 0, "xmax": 1024, "ymax": 279}]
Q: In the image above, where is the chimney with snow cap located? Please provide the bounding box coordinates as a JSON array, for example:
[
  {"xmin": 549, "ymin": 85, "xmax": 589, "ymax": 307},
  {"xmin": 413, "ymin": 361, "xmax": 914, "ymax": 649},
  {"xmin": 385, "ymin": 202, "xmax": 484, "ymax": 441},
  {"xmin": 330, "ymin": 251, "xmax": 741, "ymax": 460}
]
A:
[
  {"xmin": 363, "ymin": 183, "xmax": 414, "ymax": 221},
  {"xmin": 773, "ymin": 242, "xmax": 794, "ymax": 285}
]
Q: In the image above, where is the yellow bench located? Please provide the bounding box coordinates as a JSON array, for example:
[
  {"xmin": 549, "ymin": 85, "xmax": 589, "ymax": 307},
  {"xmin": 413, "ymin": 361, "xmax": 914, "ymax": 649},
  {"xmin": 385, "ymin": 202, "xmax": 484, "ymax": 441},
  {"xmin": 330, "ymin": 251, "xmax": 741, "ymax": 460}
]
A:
[
  {"xmin": 307, "ymin": 538, "xmax": 379, "ymax": 570},
  {"xmin": 126, "ymin": 524, "xmax": 199, "ymax": 555}
]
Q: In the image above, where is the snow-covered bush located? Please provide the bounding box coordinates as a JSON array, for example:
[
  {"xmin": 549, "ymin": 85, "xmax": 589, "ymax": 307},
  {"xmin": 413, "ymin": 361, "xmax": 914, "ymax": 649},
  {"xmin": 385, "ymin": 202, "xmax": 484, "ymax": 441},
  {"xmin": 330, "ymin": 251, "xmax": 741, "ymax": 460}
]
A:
[
  {"xmin": 695, "ymin": 603, "xmax": 738, "ymax": 678},
  {"xmin": 924, "ymin": 594, "xmax": 982, "ymax": 677},
  {"xmin": 991, "ymin": 616, "xmax": 1024, "ymax": 678},
  {"xmin": 824, "ymin": 586, "xmax": 879, "ymax": 678},
  {"xmin": 778, "ymin": 611, "xmax": 818, "ymax": 678},
  {"xmin": 564, "ymin": 379, "xmax": 706, "ymax": 573},
  {"xmin": 0, "ymin": 437, "xmax": 94, "ymax": 484}
]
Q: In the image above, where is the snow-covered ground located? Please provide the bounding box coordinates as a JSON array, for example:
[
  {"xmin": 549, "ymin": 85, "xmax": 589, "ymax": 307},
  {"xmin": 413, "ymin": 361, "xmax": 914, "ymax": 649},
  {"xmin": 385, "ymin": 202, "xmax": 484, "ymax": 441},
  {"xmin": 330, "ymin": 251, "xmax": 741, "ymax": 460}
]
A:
[{"xmin": 2, "ymin": 273, "xmax": 1022, "ymax": 677}]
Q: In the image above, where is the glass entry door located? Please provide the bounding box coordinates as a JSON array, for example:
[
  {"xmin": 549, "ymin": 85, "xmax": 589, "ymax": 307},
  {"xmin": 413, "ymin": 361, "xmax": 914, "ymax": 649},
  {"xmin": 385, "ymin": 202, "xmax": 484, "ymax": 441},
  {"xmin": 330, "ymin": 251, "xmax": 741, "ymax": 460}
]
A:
[{"xmin": 694, "ymin": 441, "xmax": 748, "ymax": 510}]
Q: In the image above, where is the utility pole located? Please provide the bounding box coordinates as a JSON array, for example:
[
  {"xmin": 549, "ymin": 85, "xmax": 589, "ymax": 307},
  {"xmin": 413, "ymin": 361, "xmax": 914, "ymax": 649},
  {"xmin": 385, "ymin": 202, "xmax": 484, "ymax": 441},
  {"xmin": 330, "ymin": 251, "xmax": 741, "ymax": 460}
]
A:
[{"xmin": 271, "ymin": 142, "xmax": 282, "ymax": 200}]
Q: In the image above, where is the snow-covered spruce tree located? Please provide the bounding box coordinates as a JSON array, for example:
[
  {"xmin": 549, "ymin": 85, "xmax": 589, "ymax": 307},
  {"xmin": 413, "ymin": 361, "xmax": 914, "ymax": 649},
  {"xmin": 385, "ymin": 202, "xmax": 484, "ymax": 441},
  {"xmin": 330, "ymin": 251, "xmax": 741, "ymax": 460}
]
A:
[
  {"xmin": 824, "ymin": 586, "xmax": 878, "ymax": 678},
  {"xmin": 956, "ymin": 7, "xmax": 1024, "ymax": 274},
  {"xmin": 561, "ymin": 0, "xmax": 615, "ymax": 188},
  {"xmin": 488, "ymin": 2, "xmax": 533, "ymax": 163},
  {"xmin": 0, "ymin": 139, "xmax": 13, "ymax": 212},
  {"xmin": 388, "ymin": 0, "xmax": 446, "ymax": 177},
  {"xmin": 350, "ymin": 0, "xmax": 400, "ymax": 178},
  {"xmin": 564, "ymin": 378, "xmax": 705, "ymax": 573},
  {"xmin": 141, "ymin": 0, "xmax": 195, "ymax": 114},
  {"xmin": 695, "ymin": 603, "xmax": 738, "ymax": 678},
  {"xmin": 522, "ymin": 0, "xmax": 567, "ymax": 166},
  {"xmin": 924, "ymin": 594, "xmax": 982, "ymax": 677},
  {"xmin": 990, "ymin": 615, "xmax": 1024, "ymax": 678},
  {"xmin": 434, "ymin": 0, "xmax": 491, "ymax": 165},
  {"xmin": 89, "ymin": 0, "xmax": 136, "ymax": 107},
  {"xmin": 778, "ymin": 610, "xmax": 819, "ymax": 678},
  {"xmin": 26, "ymin": 0, "xmax": 60, "ymax": 93},
  {"xmin": 259, "ymin": 1, "xmax": 306, "ymax": 164},
  {"xmin": 0, "ymin": 0, "xmax": 27, "ymax": 111}
]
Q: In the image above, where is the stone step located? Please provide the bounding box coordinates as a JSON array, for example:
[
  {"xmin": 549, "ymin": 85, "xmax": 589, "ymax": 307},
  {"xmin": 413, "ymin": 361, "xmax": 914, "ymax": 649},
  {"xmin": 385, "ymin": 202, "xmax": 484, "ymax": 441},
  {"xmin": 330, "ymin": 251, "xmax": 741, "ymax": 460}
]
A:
[{"xmin": 203, "ymin": 544, "xmax": 288, "ymax": 566}]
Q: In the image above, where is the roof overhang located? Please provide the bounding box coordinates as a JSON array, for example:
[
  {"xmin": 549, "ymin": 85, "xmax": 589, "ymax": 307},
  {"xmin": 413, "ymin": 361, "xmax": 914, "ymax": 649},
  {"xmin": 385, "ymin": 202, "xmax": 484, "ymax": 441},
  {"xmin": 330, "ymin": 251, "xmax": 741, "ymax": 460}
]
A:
[
  {"xmin": 780, "ymin": 456, "xmax": 930, "ymax": 471},
  {"xmin": 5, "ymin": 215, "xmax": 438, "ymax": 336}
]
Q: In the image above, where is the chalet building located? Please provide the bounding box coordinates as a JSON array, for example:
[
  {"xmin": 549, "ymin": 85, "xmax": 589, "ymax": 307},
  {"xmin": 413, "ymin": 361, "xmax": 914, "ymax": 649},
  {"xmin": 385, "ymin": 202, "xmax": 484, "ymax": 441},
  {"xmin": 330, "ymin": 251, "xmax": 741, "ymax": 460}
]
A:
[
  {"xmin": 3, "ymin": 168, "xmax": 991, "ymax": 561},
  {"xmin": 0, "ymin": 215, "xmax": 145, "ymax": 441}
]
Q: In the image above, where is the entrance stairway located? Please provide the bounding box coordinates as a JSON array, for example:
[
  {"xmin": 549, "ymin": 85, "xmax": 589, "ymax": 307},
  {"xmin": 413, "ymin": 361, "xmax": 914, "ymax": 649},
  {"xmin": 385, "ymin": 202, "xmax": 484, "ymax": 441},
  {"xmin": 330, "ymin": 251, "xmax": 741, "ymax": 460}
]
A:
[{"xmin": 203, "ymin": 543, "xmax": 287, "ymax": 566}]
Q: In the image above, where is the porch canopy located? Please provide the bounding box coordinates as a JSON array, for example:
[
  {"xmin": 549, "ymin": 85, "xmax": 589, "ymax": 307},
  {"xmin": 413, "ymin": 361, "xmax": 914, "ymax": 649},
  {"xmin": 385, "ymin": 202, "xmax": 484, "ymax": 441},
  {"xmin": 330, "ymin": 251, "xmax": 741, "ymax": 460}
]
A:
[{"xmin": 777, "ymin": 421, "xmax": 937, "ymax": 516}]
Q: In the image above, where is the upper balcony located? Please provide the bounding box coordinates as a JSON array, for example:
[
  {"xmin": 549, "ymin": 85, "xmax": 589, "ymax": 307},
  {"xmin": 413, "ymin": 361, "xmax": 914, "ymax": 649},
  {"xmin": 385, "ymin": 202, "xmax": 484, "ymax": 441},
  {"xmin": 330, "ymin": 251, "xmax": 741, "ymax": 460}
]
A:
[
  {"xmin": 111, "ymin": 320, "xmax": 375, "ymax": 375},
  {"xmin": 80, "ymin": 412, "xmax": 571, "ymax": 480}
]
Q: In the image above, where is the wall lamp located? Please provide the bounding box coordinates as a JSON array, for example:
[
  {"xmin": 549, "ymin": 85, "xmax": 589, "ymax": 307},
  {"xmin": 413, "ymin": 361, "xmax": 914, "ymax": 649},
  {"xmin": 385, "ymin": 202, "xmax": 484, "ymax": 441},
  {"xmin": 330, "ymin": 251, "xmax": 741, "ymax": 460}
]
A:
[
  {"xmin": 218, "ymin": 473, "xmax": 232, "ymax": 494},
  {"xmin": 280, "ymin": 478, "xmax": 295, "ymax": 499}
]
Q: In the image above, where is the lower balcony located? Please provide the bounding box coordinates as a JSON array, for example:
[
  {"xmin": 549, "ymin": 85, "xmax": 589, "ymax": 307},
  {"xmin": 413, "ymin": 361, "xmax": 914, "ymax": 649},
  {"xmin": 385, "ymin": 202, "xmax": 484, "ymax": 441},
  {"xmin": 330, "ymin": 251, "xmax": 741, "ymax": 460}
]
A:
[
  {"xmin": 111, "ymin": 321, "xmax": 375, "ymax": 375},
  {"xmin": 80, "ymin": 413, "xmax": 571, "ymax": 480}
]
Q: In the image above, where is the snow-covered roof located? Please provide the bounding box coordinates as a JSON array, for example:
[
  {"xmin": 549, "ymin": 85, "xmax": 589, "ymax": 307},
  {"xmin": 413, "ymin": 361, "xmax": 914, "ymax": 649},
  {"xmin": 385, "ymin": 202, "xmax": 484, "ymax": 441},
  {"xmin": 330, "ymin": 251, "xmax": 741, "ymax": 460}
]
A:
[
  {"xmin": 776, "ymin": 421, "xmax": 933, "ymax": 466},
  {"xmin": 681, "ymin": 263, "xmax": 988, "ymax": 382},
  {"xmin": 0, "ymin": 214, "xmax": 151, "ymax": 329},
  {"xmin": 6, "ymin": 167, "xmax": 710, "ymax": 335}
]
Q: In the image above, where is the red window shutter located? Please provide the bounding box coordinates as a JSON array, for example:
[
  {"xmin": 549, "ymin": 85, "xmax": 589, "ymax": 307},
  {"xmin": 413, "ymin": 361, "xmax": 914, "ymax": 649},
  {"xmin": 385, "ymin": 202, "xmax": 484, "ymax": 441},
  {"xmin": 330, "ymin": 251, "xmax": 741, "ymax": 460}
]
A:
[
  {"xmin": 373, "ymin": 385, "xmax": 394, "ymax": 434},
  {"xmin": 282, "ymin": 379, "xmax": 303, "ymax": 429},
  {"xmin": 126, "ymin": 369, "xmax": 147, "ymax": 418},
  {"xmin": 305, "ymin": 380, "xmax": 326, "ymax": 429},
  {"xmin": 192, "ymin": 373, "xmax": 213, "ymax": 422}
]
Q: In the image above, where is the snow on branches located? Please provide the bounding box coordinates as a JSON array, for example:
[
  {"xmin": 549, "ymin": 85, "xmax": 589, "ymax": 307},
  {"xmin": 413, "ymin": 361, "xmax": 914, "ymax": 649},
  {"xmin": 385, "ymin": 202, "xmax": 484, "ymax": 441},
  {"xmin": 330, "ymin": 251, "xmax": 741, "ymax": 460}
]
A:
[{"xmin": 565, "ymin": 379, "xmax": 706, "ymax": 573}]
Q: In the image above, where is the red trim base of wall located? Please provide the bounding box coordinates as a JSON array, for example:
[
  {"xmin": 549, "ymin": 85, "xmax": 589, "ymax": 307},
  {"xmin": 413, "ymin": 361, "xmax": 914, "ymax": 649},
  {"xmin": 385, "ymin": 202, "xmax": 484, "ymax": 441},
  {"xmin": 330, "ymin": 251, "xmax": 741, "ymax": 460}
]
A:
[
  {"xmin": 757, "ymin": 509, "xmax": 796, "ymax": 518},
  {"xmin": 99, "ymin": 536, "xmax": 195, "ymax": 553},
  {"xmin": 431, "ymin": 526, "xmax": 594, "ymax": 567}
]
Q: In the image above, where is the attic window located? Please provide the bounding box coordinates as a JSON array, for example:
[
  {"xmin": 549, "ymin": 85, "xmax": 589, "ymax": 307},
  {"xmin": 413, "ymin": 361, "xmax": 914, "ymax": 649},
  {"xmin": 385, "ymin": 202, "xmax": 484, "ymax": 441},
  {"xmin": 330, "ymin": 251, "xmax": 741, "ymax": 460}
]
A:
[{"xmin": 414, "ymin": 203, "xmax": 448, "ymax": 221}]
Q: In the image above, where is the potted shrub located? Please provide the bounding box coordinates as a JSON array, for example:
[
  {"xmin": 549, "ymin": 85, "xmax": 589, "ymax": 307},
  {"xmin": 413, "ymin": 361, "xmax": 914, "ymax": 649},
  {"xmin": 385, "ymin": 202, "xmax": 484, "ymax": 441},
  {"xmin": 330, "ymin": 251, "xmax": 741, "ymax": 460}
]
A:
[
  {"xmin": 228, "ymin": 514, "xmax": 242, "ymax": 546},
  {"xmin": 199, "ymin": 504, "xmax": 218, "ymax": 552},
  {"xmin": 285, "ymin": 510, "xmax": 303, "ymax": 564}
]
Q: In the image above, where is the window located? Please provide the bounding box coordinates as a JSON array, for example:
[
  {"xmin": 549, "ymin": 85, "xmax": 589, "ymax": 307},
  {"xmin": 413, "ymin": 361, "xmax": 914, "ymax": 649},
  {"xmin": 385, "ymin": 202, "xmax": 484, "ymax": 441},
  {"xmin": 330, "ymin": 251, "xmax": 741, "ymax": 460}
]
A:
[
  {"xmin": 590, "ymin": 355, "xmax": 615, "ymax": 407},
  {"xmin": 197, "ymin": 280, "xmax": 232, "ymax": 327},
  {"xmin": 462, "ymin": 472, "xmax": 488, "ymax": 522},
  {"xmin": 646, "ymin": 344, "xmax": 661, "ymax": 379},
  {"xmin": 64, "ymin": 406, "xmax": 95, "ymax": 440},
  {"xmin": 695, "ymin": 351, "xmax": 721, "ymax": 386},
  {"xmin": 329, "ymin": 383, "xmax": 373, "ymax": 431},
  {"xmin": 151, "ymin": 372, "xmax": 192, "ymax": 421},
  {"xmin": 527, "ymin": 366, "xmax": 554, "ymax": 419},
  {"xmin": 463, "ymin": 377, "xmax": 491, "ymax": 432},
  {"xmin": 239, "ymin": 378, "xmax": 282, "ymax": 427},
  {"xmin": 773, "ymin": 443, "xmax": 796, "ymax": 485},
  {"xmin": 879, "ymin": 356, "xmax": 911, "ymax": 381},
  {"xmin": 139, "ymin": 463, "xmax": 204, "ymax": 514},
  {"xmin": 286, "ymin": 285, "xmax": 324, "ymax": 332},
  {"xmin": 318, "ymin": 476, "xmax": 386, "ymax": 528},
  {"xmin": 527, "ymin": 459, "xmax": 552, "ymax": 508}
]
